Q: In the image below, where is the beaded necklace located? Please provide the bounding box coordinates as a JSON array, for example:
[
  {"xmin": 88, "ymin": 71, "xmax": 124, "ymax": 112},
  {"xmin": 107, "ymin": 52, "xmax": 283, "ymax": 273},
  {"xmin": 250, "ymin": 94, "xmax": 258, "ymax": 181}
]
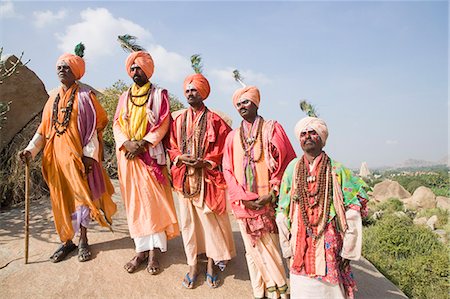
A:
[
  {"xmin": 180, "ymin": 108, "xmax": 208, "ymax": 198},
  {"xmin": 293, "ymin": 154, "xmax": 332, "ymax": 240},
  {"xmin": 128, "ymin": 86, "xmax": 151, "ymax": 107},
  {"xmin": 239, "ymin": 116, "xmax": 264, "ymax": 163},
  {"xmin": 51, "ymin": 87, "xmax": 77, "ymax": 136}
]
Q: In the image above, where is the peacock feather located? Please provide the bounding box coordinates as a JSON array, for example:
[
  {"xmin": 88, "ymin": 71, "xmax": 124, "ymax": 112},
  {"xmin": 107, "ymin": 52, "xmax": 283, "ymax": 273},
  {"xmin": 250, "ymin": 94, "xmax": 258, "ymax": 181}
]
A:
[
  {"xmin": 74, "ymin": 43, "xmax": 85, "ymax": 58},
  {"xmin": 190, "ymin": 54, "xmax": 203, "ymax": 74},
  {"xmin": 117, "ymin": 34, "xmax": 146, "ymax": 53},
  {"xmin": 299, "ymin": 100, "xmax": 319, "ymax": 117},
  {"xmin": 232, "ymin": 69, "xmax": 246, "ymax": 87}
]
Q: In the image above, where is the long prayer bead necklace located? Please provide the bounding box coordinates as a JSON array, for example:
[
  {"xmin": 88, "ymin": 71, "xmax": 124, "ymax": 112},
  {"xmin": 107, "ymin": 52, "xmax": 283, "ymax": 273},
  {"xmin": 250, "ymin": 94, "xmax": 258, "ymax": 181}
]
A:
[
  {"xmin": 180, "ymin": 108, "xmax": 208, "ymax": 198},
  {"xmin": 293, "ymin": 154, "xmax": 333, "ymax": 241},
  {"xmin": 239, "ymin": 116, "xmax": 264, "ymax": 163},
  {"xmin": 51, "ymin": 87, "xmax": 77, "ymax": 136},
  {"xmin": 128, "ymin": 86, "xmax": 151, "ymax": 107}
]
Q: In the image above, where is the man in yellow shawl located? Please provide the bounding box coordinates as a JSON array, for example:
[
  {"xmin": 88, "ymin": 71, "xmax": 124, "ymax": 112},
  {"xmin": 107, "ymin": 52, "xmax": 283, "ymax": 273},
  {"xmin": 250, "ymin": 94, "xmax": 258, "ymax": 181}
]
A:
[
  {"xmin": 113, "ymin": 50, "xmax": 179, "ymax": 274},
  {"xmin": 19, "ymin": 44, "xmax": 116, "ymax": 263}
]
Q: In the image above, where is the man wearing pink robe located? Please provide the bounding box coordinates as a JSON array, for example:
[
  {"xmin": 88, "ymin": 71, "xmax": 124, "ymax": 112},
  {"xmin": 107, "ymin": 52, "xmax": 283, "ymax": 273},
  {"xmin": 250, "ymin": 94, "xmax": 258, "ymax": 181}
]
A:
[
  {"xmin": 114, "ymin": 50, "xmax": 179, "ymax": 274},
  {"xmin": 168, "ymin": 73, "xmax": 236, "ymax": 289},
  {"xmin": 223, "ymin": 86, "xmax": 296, "ymax": 299}
]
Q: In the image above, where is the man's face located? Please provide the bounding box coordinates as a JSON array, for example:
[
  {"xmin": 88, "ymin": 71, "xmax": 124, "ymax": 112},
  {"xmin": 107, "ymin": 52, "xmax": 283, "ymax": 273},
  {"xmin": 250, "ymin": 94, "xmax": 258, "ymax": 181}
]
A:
[
  {"xmin": 130, "ymin": 65, "xmax": 148, "ymax": 87},
  {"xmin": 185, "ymin": 87, "xmax": 203, "ymax": 106},
  {"xmin": 236, "ymin": 99, "xmax": 258, "ymax": 121},
  {"xmin": 300, "ymin": 128, "xmax": 323, "ymax": 152},
  {"xmin": 56, "ymin": 61, "xmax": 76, "ymax": 86}
]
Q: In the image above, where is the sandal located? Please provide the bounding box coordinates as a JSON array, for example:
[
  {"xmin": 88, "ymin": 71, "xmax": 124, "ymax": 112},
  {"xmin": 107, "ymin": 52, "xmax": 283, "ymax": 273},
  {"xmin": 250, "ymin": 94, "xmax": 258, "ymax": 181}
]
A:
[
  {"xmin": 182, "ymin": 273, "xmax": 197, "ymax": 289},
  {"xmin": 49, "ymin": 241, "xmax": 76, "ymax": 263},
  {"xmin": 147, "ymin": 258, "xmax": 160, "ymax": 275},
  {"xmin": 78, "ymin": 242, "xmax": 91, "ymax": 262},
  {"xmin": 205, "ymin": 272, "xmax": 220, "ymax": 288},
  {"xmin": 124, "ymin": 254, "xmax": 148, "ymax": 273}
]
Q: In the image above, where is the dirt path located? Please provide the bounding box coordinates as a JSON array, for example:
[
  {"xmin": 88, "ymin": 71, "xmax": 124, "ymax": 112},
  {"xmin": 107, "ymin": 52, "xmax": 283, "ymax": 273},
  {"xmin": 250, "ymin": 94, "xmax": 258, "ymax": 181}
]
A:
[{"xmin": 0, "ymin": 180, "xmax": 406, "ymax": 298}]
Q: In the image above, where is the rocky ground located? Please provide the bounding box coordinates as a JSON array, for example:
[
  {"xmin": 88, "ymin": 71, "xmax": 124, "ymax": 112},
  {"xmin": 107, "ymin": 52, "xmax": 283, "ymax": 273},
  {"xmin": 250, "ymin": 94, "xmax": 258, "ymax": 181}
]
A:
[{"xmin": 0, "ymin": 180, "xmax": 406, "ymax": 299}]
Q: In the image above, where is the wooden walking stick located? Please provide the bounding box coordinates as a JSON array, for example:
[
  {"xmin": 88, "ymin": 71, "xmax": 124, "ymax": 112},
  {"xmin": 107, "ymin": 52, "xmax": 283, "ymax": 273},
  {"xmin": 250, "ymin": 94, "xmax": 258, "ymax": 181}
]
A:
[{"xmin": 24, "ymin": 158, "xmax": 30, "ymax": 264}]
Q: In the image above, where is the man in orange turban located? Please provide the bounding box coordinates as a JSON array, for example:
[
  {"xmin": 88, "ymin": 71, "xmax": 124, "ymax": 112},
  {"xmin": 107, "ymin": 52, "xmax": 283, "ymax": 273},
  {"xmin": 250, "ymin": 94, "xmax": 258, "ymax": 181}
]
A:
[
  {"xmin": 56, "ymin": 53, "xmax": 85, "ymax": 80},
  {"xmin": 19, "ymin": 46, "xmax": 116, "ymax": 263},
  {"xmin": 232, "ymin": 85, "xmax": 261, "ymax": 109},
  {"xmin": 114, "ymin": 50, "xmax": 179, "ymax": 274},
  {"xmin": 183, "ymin": 73, "xmax": 210, "ymax": 100},
  {"xmin": 125, "ymin": 51, "xmax": 154, "ymax": 79},
  {"xmin": 224, "ymin": 85, "xmax": 296, "ymax": 299},
  {"xmin": 168, "ymin": 72, "xmax": 235, "ymax": 289}
]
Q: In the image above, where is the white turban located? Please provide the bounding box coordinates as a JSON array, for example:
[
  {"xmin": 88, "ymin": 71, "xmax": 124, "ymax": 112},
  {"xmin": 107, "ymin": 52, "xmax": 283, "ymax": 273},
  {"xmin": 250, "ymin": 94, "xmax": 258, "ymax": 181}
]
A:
[{"xmin": 294, "ymin": 117, "xmax": 329, "ymax": 147}]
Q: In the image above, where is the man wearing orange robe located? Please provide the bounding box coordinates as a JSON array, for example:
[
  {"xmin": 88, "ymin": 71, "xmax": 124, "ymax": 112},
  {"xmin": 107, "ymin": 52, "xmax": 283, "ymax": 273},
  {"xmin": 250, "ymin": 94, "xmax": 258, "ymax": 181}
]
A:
[
  {"xmin": 19, "ymin": 48, "xmax": 116, "ymax": 263},
  {"xmin": 114, "ymin": 51, "xmax": 179, "ymax": 274},
  {"xmin": 168, "ymin": 73, "xmax": 236, "ymax": 289},
  {"xmin": 223, "ymin": 86, "xmax": 296, "ymax": 298}
]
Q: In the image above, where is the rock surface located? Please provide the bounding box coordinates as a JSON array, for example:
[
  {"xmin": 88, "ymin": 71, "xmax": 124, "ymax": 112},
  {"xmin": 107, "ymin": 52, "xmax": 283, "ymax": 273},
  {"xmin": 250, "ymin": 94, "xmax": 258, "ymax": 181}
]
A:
[
  {"xmin": 371, "ymin": 180, "xmax": 411, "ymax": 202},
  {"xmin": 436, "ymin": 196, "xmax": 450, "ymax": 211},
  {"xmin": 403, "ymin": 186, "xmax": 436, "ymax": 210},
  {"xmin": 413, "ymin": 217, "xmax": 428, "ymax": 226},
  {"xmin": 0, "ymin": 55, "xmax": 48, "ymax": 151}
]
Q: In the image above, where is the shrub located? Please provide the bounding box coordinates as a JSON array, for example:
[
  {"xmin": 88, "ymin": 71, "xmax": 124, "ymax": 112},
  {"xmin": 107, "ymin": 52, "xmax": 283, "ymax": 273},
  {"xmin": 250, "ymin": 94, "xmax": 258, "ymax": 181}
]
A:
[
  {"xmin": 416, "ymin": 208, "xmax": 449, "ymax": 230},
  {"xmin": 0, "ymin": 115, "xmax": 49, "ymax": 208},
  {"xmin": 376, "ymin": 198, "xmax": 404, "ymax": 213},
  {"xmin": 363, "ymin": 214, "xmax": 449, "ymax": 298},
  {"xmin": 406, "ymin": 180, "xmax": 423, "ymax": 194}
]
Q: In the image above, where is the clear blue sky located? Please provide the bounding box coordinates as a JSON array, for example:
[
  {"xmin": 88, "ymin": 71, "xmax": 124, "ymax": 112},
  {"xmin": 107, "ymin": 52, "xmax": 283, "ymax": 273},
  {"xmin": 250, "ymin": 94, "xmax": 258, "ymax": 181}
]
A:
[{"xmin": 1, "ymin": 0, "xmax": 448, "ymax": 168}]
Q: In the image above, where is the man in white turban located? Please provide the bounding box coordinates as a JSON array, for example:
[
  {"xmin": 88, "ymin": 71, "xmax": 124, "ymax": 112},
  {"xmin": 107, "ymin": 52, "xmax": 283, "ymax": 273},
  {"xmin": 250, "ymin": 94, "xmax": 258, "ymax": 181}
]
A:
[{"xmin": 276, "ymin": 116, "xmax": 370, "ymax": 299}]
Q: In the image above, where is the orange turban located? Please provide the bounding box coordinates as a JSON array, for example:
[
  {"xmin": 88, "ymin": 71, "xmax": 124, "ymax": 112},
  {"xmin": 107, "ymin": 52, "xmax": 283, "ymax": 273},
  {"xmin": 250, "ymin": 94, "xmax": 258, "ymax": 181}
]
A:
[
  {"xmin": 294, "ymin": 117, "xmax": 329, "ymax": 147},
  {"xmin": 232, "ymin": 86, "xmax": 260, "ymax": 109},
  {"xmin": 125, "ymin": 51, "xmax": 154, "ymax": 79},
  {"xmin": 56, "ymin": 53, "xmax": 85, "ymax": 80},
  {"xmin": 183, "ymin": 74, "xmax": 210, "ymax": 100}
]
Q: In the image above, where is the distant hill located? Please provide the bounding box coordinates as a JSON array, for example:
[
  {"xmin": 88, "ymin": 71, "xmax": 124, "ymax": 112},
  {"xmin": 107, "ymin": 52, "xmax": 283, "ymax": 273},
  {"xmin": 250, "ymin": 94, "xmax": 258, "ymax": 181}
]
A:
[
  {"xmin": 370, "ymin": 157, "xmax": 449, "ymax": 173},
  {"xmin": 396, "ymin": 159, "xmax": 441, "ymax": 168},
  {"xmin": 437, "ymin": 155, "xmax": 449, "ymax": 166}
]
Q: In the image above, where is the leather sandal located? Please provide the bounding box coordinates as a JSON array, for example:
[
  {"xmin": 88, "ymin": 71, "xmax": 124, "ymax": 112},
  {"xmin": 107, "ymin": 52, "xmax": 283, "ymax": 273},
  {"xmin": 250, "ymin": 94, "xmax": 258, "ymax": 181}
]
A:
[
  {"xmin": 78, "ymin": 242, "xmax": 91, "ymax": 262},
  {"xmin": 124, "ymin": 254, "xmax": 148, "ymax": 273},
  {"xmin": 49, "ymin": 241, "xmax": 76, "ymax": 263}
]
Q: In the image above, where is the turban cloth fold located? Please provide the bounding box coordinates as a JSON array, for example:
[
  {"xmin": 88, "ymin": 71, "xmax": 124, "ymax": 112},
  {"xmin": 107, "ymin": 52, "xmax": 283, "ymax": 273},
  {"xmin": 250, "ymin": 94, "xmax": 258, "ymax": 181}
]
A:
[
  {"xmin": 232, "ymin": 86, "xmax": 260, "ymax": 109},
  {"xmin": 56, "ymin": 53, "xmax": 85, "ymax": 80},
  {"xmin": 183, "ymin": 74, "xmax": 210, "ymax": 100},
  {"xmin": 125, "ymin": 51, "xmax": 154, "ymax": 79},
  {"xmin": 294, "ymin": 117, "xmax": 329, "ymax": 146}
]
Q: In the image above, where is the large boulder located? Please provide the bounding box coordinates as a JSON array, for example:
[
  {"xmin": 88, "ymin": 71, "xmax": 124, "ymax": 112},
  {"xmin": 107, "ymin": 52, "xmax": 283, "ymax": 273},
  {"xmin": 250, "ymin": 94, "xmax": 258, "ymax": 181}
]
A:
[
  {"xmin": 0, "ymin": 55, "xmax": 48, "ymax": 151},
  {"xmin": 436, "ymin": 196, "xmax": 450, "ymax": 211},
  {"xmin": 403, "ymin": 186, "xmax": 436, "ymax": 210},
  {"xmin": 371, "ymin": 179, "xmax": 411, "ymax": 202}
]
